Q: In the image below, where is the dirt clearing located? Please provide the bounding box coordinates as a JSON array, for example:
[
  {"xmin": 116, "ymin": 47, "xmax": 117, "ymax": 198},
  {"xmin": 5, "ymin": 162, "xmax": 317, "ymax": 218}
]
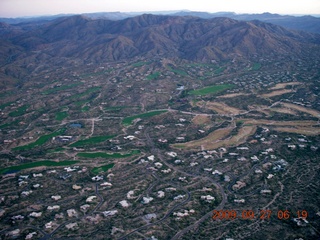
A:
[
  {"xmin": 270, "ymin": 82, "xmax": 301, "ymax": 90},
  {"xmin": 280, "ymin": 103, "xmax": 320, "ymax": 118},
  {"xmin": 197, "ymin": 101, "xmax": 242, "ymax": 115},
  {"xmin": 261, "ymin": 89, "xmax": 295, "ymax": 98},
  {"xmin": 192, "ymin": 115, "xmax": 212, "ymax": 125}
]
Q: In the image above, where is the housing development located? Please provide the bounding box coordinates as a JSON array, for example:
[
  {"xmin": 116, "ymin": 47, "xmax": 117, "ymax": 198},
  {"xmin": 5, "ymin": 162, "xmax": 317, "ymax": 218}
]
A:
[{"xmin": 0, "ymin": 14, "xmax": 320, "ymax": 240}]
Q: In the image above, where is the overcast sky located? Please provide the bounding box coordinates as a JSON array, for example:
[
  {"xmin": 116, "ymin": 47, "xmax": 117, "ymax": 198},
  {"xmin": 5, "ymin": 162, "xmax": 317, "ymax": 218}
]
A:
[{"xmin": 1, "ymin": 0, "xmax": 320, "ymax": 18}]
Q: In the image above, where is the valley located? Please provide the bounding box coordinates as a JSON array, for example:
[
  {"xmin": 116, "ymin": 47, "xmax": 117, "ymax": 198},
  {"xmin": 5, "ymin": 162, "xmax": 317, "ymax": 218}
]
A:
[{"xmin": 0, "ymin": 14, "xmax": 320, "ymax": 240}]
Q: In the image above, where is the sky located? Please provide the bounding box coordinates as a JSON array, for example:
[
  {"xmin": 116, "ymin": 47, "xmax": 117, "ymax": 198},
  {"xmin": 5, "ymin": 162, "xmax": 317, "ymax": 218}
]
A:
[{"xmin": 1, "ymin": 0, "xmax": 320, "ymax": 18}]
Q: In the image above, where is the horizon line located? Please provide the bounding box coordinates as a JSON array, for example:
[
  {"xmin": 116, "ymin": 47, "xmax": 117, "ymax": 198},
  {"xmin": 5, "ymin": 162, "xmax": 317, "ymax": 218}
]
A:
[{"xmin": 1, "ymin": 10, "xmax": 320, "ymax": 19}]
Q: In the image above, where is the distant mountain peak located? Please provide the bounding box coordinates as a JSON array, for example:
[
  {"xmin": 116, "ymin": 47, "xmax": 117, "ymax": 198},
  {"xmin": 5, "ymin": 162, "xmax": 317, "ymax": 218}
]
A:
[{"xmin": 1, "ymin": 14, "xmax": 320, "ymax": 64}]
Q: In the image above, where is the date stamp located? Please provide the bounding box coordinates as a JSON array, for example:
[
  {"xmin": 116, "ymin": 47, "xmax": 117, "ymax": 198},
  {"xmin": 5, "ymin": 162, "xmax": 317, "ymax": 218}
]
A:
[{"xmin": 212, "ymin": 209, "xmax": 308, "ymax": 220}]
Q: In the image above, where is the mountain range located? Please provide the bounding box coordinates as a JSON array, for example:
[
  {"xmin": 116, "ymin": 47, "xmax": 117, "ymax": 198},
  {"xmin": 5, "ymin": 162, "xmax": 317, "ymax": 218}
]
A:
[
  {"xmin": 1, "ymin": 11, "xmax": 320, "ymax": 34},
  {"xmin": 1, "ymin": 14, "xmax": 320, "ymax": 81}
]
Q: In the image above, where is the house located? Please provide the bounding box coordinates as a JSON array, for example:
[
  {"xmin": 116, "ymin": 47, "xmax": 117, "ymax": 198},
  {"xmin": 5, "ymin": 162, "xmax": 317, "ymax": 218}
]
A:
[
  {"xmin": 251, "ymin": 155, "xmax": 259, "ymax": 161},
  {"xmin": 119, "ymin": 200, "xmax": 130, "ymax": 208},
  {"xmin": 51, "ymin": 195, "xmax": 61, "ymax": 201},
  {"xmin": 6, "ymin": 229, "xmax": 20, "ymax": 238},
  {"xmin": 166, "ymin": 152, "xmax": 177, "ymax": 157},
  {"xmin": 64, "ymin": 167, "xmax": 76, "ymax": 172},
  {"xmin": 19, "ymin": 181, "xmax": 28, "ymax": 187},
  {"xmin": 174, "ymin": 159, "xmax": 184, "ymax": 164},
  {"xmin": 67, "ymin": 209, "xmax": 78, "ymax": 217},
  {"xmin": 86, "ymin": 196, "xmax": 97, "ymax": 203},
  {"xmin": 25, "ymin": 232, "xmax": 37, "ymax": 240},
  {"xmin": 11, "ymin": 215, "xmax": 24, "ymax": 220},
  {"xmin": 157, "ymin": 191, "xmax": 165, "ymax": 198},
  {"xmin": 293, "ymin": 217, "xmax": 309, "ymax": 227},
  {"xmin": 267, "ymin": 174, "xmax": 274, "ymax": 179},
  {"xmin": 232, "ymin": 181, "xmax": 246, "ymax": 191},
  {"xmin": 124, "ymin": 135, "xmax": 136, "ymax": 140},
  {"xmin": 80, "ymin": 204, "xmax": 90, "ymax": 212},
  {"xmin": 237, "ymin": 147, "xmax": 249, "ymax": 150},
  {"xmin": 178, "ymin": 177, "xmax": 187, "ymax": 182},
  {"xmin": 154, "ymin": 162, "xmax": 163, "ymax": 168},
  {"xmin": 142, "ymin": 197, "xmax": 154, "ymax": 204},
  {"xmin": 201, "ymin": 187, "xmax": 213, "ymax": 192},
  {"xmin": 260, "ymin": 190, "xmax": 272, "ymax": 194},
  {"xmin": 47, "ymin": 205, "xmax": 60, "ymax": 211},
  {"xmin": 33, "ymin": 173, "xmax": 43, "ymax": 177},
  {"xmin": 173, "ymin": 195, "xmax": 185, "ymax": 200},
  {"xmin": 176, "ymin": 136, "xmax": 185, "ymax": 141},
  {"xmin": 212, "ymin": 170, "xmax": 222, "ymax": 175},
  {"xmin": 288, "ymin": 144, "xmax": 296, "ymax": 150},
  {"xmin": 165, "ymin": 187, "xmax": 176, "ymax": 192},
  {"xmin": 237, "ymin": 157, "xmax": 247, "ymax": 161},
  {"xmin": 161, "ymin": 169, "xmax": 172, "ymax": 174},
  {"xmin": 201, "ymin": 195, "xmax": 215, "ymax": 203},
  {"xmin": 127, "ymin": 190, "xmax": 135, "ymax": 199},
  {"xmin": 173, "ymin": 209, "xmax": 194, "ymax": 220},
  {"xmin": 72, "ymin": 184, "xmax": 82, "ymax": 190},
  {"xmin": 92, "ymin": 175, "xmax": 103, "ymax": 181},
  {"xmin": 229, "ymin": 153, "xmax": 239, "ymax": 156},
  {"xmin": 21, "ymin": 190, "xmax": 32, "ymax": 196},
  {"xmin": 65, "ymin": 222, "xmax": 78, "ymax": 230},
  {"xmin": 29, "ymin": 212, "xmax": 42, "ymax": 218},
  {"xmin": 139, "ymin": 159, "xmax": 148, "ymax": 164},
  {"xmin": 100, "ymin": 182, "xmax": 112, "ymax": 187},
  {"xmin": 103, "ymin": 210, "xmax": 118, "ymax": 217}
]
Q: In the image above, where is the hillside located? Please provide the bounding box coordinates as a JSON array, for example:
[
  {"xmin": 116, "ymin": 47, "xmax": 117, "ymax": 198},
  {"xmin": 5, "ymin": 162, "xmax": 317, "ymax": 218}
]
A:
[
  {"xmin": 172, "ymin": 11, "xmax": 320, "ymax": 34},
  {"xmin": 0, "ymin": 14, "xmax": 320, "ymax": 81}
]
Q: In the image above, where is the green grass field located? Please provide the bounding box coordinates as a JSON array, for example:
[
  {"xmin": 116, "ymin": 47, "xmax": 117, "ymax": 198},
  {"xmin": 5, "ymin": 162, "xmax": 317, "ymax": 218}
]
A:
[
  {"xmin": 214, "ymin": 67, "xmax": 226, "ymax": 74},
  {"xmin": 0, "ymin": 101, "xmax": 13, "ymax": 110},
  {"xmin": 189, "ymin": 84, "xmax": 234, "ymax": 96},
  {"xmin": 70, "ymin": 135, "xmax": 115, "ymax": 147},
  {"xmin": 104, "ymin": 106, "xmax": 126, "ymax": 111},
  {"xmin": 47, "ymin": 147, "xmax": 65, "ymax": 153},
  {"xmin": 122, "ymin": 110, "xmax": 167, "ymax": 126},
  {"xmin": 42, "ymin": 83, "xmax": 83, "ymax": 95},
  {"xmin": 13, "ymin": 129, "xmax": 65, "ymax": 151},
  {"xmin": 251, "ymin": 63, "xmax": 262, "ymax": 71},
  {"xmin": 147, "ymin": 72, "xmax": 161, "ymax": 80},
  {"xmin": 0, "ymin": 120, "xmax": 19, "ymax": 129},
  {"xmin": 168, "ymin": 66, "xmax": 188, "ymax": 76},
  {"xmin": 55, "ymin": 111, "xmax": 68, "ymax": 121},
  {"xmin": 81, "ymin": 106, "xmax": 90, "ymax": 112},
  {"xmin": 9, "ymin": 105, "xmax": 28, "ymax": 117},
  {"xmin": 104, "ymin": 106, "xmax": 139, "ymax": 112},
  {"xmin": 77, "ymin": 150, "xmax": 140, "ymax": 159},
  {"xmin": 0, "ymin": 160, "xmax": 79, "ymax": 174},
  {"xmin": 91, "ymin": 163, "xmax": 115, "ymax": 174},
  {"xmin": 79, "ymin": 69, "xmax": 112, "ymax": 78},
  {"xmin": 132, "ymin": 61, "xmax": 151, "ymax": 67},
  {"xmin": 186, "ymin": 63, "xmax": 217, "ymax": 68},
  {"xmin": 69, "ymin": 87, "xmax": 101, "ymax": 100},
  {"xmin": 73, "ymin": 100, "xmax": 88, "ymax": 107}
]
